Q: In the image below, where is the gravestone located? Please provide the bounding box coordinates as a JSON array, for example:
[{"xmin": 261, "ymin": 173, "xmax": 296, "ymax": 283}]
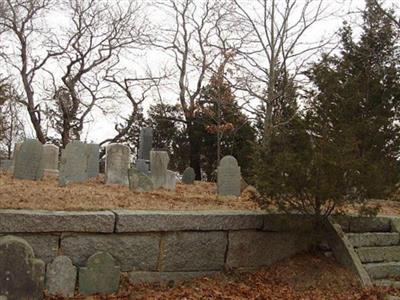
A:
[
  {"xmin": 182, "ymin": 167, "xmax": 195, "ymax": 184},
  {"xmin": 42, "ymin": 144, "xmax": 59, "ymax": 171},
  {"xmin": 165, "ymin": 170, "xmax": 177, "ymax": 190},
  {"xmin": 138, "ymin": 127, "xmax": 153, "ymax": 160},
  {"xmin": 0, "ymin": 159, "xmax": 13, "ymax": 172},
  {"xmin": 13, "ymin": 139, "xmax": 44, "ymax": 181},
  {"xmin": 217, "ymin": 155, "xmax": 241, "ymax": 196},
  {"xmin": 86, "ymin": 143, "xmax": 100, "ymax": 178},
  {"xmin": 105, "ymin": 144, "xmax": 130, "ymax": 185},
  {"xmin": 0, "ymin": 235, "xmax": 45, "ymax": 300},
  {"xmin": 128, "ymin": 167, "xmax": 154, "ymax": 192},
  {"xmin": 46, "ymin": 256, "xmax": 77, "ymax": 297},
  {"xmin": 150, "ymin": 151, "xmax": 169, "ymax": 189},
  {"xmin": 79, "ymin": 252, "xmax": 120, "ymax": 296},
  {"xmin": 59, "ymin": 141, "xmax": 89, "ymax": 186},
  {"xmin": 135, "ymin": 159, "xmax": 150, "ymax": 175}
]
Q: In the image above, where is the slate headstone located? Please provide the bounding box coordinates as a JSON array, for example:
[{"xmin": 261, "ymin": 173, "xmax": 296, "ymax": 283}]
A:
[
  {"xmin": 59, "ymin": 141, "xmax": 88, "ymax": 186},
  {"xmin": 182, "ymin": 167, "xmax": 195, "ymax": 184},
  {"xmin": 105, "ymin": 144, "xmax": 130, "ymax": 185},
  {"xmin": 128, "ymin": 167, "xmax": 154, "ymax": 192},
  {"xmin": 42, "ymin": 144, "xmax": 59, "ymax": 171},
  {"xmin": 79, "ymin": 252, "xmax": 120, "ymax": 296},
  {"xmin": 46, "ymin": 256, "xmax": 77, "ymax": 297},
  {"xmin": 150, "ymin": 151, "xmax": 169, "ymax": 189},
  {"xmin": 217, "ymin": 155, "xmax": 241, "ymax": 196},
  {"xmin": 138, "ymin": 127, "xmax": 153, "ymax": 160},
  {"xmin": 86, "ymin": 143, "xmax": 100, "ymax": 178},
  {"xmin": 0, "ymin": 235, "xmax": 45, "ymax": 300},
  {"xmin": 135, "ymin": 158, "xmax": 150, "ymax": 175},
  {"xmin": 165, "ymin": 170, "xmax": 177, "ymax": 190},
  {"xmin": 13, "ymin": 139, "xmax": 44, "ymax": 181}
]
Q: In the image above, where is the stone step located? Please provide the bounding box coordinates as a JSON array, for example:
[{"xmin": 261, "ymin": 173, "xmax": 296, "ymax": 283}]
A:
[
  {"xmin": 347, "ymin": 232, "xmax": 399, "ymax": 248},
  {"xmin": 364, "ymin": 262, "xmax": 400, "ymax": 279},
  {"xmin": 357, "ymin": 246, "xmax": 400, "ymax": 263},
  {"xmin": 374, "ymin": 279, "xmax": 400, "ymax": 288}
]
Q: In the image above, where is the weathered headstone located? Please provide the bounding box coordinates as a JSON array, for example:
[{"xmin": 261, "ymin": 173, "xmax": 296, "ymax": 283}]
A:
[
  {"xmin": 138, "ymin": 127, "xmax": 153, "ymax": 160},
  {"xmin": 79, "ymin": 252, "xmax": 120, "ymax": 296},
  {"xmin": 150, "ymin": 151, "xmax": 169, "ymax": 189},
  {"xmin": 59, "ymin": 141, "xmax": 88, "ymax": 186},
  {"xmin": 105, "ymin": 144, "xmax": 130, "ymax": 185},
  {"xmin": 86, "ymin": 143, "xmax": 100, "ymax": 178},
  {"xmin": 46, "ymin": 256, "xmax": 77, "ymax": 297},
  {"xmin": 128, "ymin": 167, "xmax": 154, "ymax": 192},
  {"xmin": 42, "ymin": 144, "xmax": 59, "ymax": 171},
  {"xmin": 13, "ymin": 139, "xmax": 44, "ymax": 181},
  {"xmin": 217, "ymin": 155, "xmax": 241, "ymax": 196},
  {"xmin": 165, "ymin": 170, "xmax": 177, "ymax": 190},
  {"xmin": 135, "ymin": 158, "xmax": 150, "ymax": 175},
  {"xmin": 0, "ymin": 235, "xmax": 45, "ymax": 300},
  {"xmin": 182, "ymin": 167, "xmax": 195, "ymax": 184}
]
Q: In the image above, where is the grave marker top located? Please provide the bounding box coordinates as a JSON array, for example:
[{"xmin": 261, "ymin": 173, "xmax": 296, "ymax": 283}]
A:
[{"xmin": 217, "ymin": 155, "xmax": 241, "ymax": 197}]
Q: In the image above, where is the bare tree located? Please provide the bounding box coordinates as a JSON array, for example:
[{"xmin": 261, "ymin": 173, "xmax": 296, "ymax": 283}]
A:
[
  {"xmin": 152, "ymin": 0, "xmax": 229, "ymax": 179},
  {"xmin": 231, "ymin": 0, "xmax": 335, "ymax": 145},
  {"xmin": 0, "ymin": 0, "xmax": 63, "ymax": 143},
  {"xmin": 43, "ymin": 0, "xmax": 150, "ymax": 148},
  {"xmin": 372, "ymin": 0, "xmax": 399, "ymax": 29}
]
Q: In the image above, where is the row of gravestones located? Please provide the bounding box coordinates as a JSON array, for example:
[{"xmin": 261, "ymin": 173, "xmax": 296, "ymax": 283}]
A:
[
  {"xmin": 0, "ymin": 235, "xmax": 121, "ymax": 299},
  {"xmin": 7, "ymin": 127, "xmax": 242, "ymax": 196}
]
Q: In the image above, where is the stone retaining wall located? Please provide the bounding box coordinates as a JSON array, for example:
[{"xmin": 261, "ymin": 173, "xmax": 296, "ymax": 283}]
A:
[{"xmin": 0, "ymin": 210, "xmax": 315, "ymax": 298}]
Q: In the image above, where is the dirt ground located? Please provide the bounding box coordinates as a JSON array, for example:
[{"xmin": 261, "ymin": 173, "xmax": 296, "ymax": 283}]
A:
[
  {"xmin": 0, "ymin": 172, "xmax": 260, "ymax": 211},
  {"xmin": 45, "ymin": 253, "xmax": 398, "ymax": 300}
]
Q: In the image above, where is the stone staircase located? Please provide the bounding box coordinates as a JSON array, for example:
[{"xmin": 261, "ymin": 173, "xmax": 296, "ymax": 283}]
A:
[{"xmin": 345, "ymin": 222, "xmax": 400, "ymax": 288}]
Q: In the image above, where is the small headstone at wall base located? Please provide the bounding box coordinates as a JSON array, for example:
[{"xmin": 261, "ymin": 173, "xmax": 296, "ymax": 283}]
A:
[
  {"xmin": 86, "ymin": 143, "xmax": 100, "ymax": 178},
  {"xmin": 165, "ymin": 170, "xmax": 177, "ymax": 190},
  {"xmin": 79, "ymin": 252, "xmax": 120, "ymax": 296},
  {"xmin": 128, "ymin": 167, "xmax": 154, "ymax": 192},
  {"xmin": 136, "ymin": 158, "xmax": 150, "ymax": 175},
  {"xmin": 0, "ymin": 159, "xmax": 13, "ymax": 172},
  {"xmin": 59, "ymin": 141, "xmax": 89, "ymax": 186},
  {"xmin": 138, "ymin": 127, "xmax": 153, "ymax": 160},
  {"xmin": 105, "ymin": 144, "xmax": 130, "ymax": 185},
  {"xmin": 42, "ymin": 144, "xmax": 59, "ymax": 171},
  {"xmin": 46, "ymin": 256, "xmax": 77, "ymax": 297},
  {"xmin": 150, "ymin": 151, "xmax": 169, "ymax": 189},
  {"xmin": 182, "ymin": 167, "xmax": 195, "ymax": 184},
  {"xmin": 217, "ymin": 155, "xmax": 241, "ymax": 197},
  {"xmin": 13, "ymin": 139, "xmax": 44, "ymax": 181},
  {"xmin": 0, "ymin": 235, "xmax": 45, "ymax": 300}
]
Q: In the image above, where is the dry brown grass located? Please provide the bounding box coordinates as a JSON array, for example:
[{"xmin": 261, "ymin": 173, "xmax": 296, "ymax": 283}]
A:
[{"xmin": 0, "ymin": 172, "xmax": 260, "ymax": 211}]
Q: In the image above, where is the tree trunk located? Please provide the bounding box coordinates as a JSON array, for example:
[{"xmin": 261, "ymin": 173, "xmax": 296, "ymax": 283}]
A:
[{"xmin": 187, "ymin": 122, "xmax": 202, "ymax": 180}]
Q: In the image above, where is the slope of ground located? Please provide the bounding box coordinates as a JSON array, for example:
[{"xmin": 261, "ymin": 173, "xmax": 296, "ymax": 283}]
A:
[
  {"xmin": 0, "ymin": 173, "xmax": 260, "ymax": 211},
  {"xmin": 45, "ymin": 253, "xmax": 399, "ymax": 300}
]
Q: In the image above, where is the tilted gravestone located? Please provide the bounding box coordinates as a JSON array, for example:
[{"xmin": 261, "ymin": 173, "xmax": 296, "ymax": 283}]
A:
[
  {"xmin": 13, "ymin": 139, "xmax": 44, "ymax": 181},
  {"xmin": 128, "ymin": 167, "xmax": 154, "ymax": 192},
  {"xmin": 138, "ymin": 127, "xmax": 153, "ymax": 160},
  {"xmin": 150, "ymin": 151, "xmax": 169, "ymax": 189},
  {"xmin": 0, "ymin": 235, "xmax": 45, "ymax": 300},
  {"xmin": 182, "ymin": 167, "xmax": 195, "ymax": 184},
  {"xmin": 79, "ymin": 252, "xmax": 120, "ymax": 296},
  {"xmin": 217, "ymin": 155, "xmax": 241, "ymax": 196},
  {"xmin": 165, "ymin": 170, "xmax": 177, "ymax": 190},
  {"xmin": 42, "ymin": 144, "xmax": 59, "ymax": 171},
  {"xmin": 46, "ymin": 256, "xmax": 77, "ymax": 297},
  {"xmin": 59, "ymin": 141, "xmax": 89, "ymax": 186},
  {"xmin": 105, "ymin": 144, "xmax": 130, "ymax": 185},
  {"xmin": 86, "ymin": 143, "xmax": 100, "ymax": 178}
]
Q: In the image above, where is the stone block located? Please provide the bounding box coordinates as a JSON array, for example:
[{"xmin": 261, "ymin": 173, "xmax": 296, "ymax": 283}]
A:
[
  {"xmin": 61, "ymin": 233, "xmax": 160, "ymax": 271},
  {"xmin": 162, "ymin": 231, "xmax": 227, "ymax": 271},
  {"xmin": 227, "ymin": 231, "xmax": 312, "ymax": 269},
  {"xmin": 364, "ymin": 262, "xmax": 400, "ymax": 279},
  {"xmin": 115, "ymin": 210, "xmax": 264, "ymax": 232},
  {"xmin": 349, "ymin": 217, "xmax": 391, "ymax": 233},
  {"xmin": 0, "ymin": 210, "xmax": 115, "ymax": 233},
  {"xmin": 79, "ymin": 252, "xmax": 120, "ymax": 296},
  {"xmin": 347, "ymin": 232, "xmax": 399, "ymax": 248},
  {"xmin": 46, "ymin": 256, "xmax": 77, "ymax": 297},
  {"xmin": 128, "ymin": 271, "xmax": 217, "ymax": 284},
  {"xmin": 263, "ymin": 214, "xmax": 315, "ymax": 232},
  {"xmin": 356, "ymin": 246, "xmax": 400, "ymax": 263},
  {"xmin": 0, "ymin": 236, "xmax": 45, "ymax": 300}
]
